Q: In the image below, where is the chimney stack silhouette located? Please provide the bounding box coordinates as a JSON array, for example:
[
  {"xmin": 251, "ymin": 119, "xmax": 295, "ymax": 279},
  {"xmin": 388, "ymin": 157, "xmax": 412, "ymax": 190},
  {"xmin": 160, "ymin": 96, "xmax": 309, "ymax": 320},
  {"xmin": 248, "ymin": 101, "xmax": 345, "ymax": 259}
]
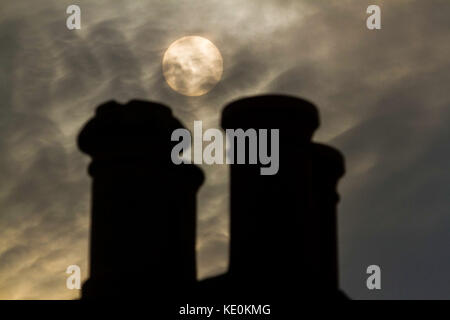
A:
[
  {"xmin": 78, "ymin": 100, "xmax": 204, "ymax": 299},
  {"xmin": 77, "ymin": 96, "xmax": 348, "ymax": 305},
  {"xmin": 218, "ymin": 95, "xmax": 345, "ymax": 299}
]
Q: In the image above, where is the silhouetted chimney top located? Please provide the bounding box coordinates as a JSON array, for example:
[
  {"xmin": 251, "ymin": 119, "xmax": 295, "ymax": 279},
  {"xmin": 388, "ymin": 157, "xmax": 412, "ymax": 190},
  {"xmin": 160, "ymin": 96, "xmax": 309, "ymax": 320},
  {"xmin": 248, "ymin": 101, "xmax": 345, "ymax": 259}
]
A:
[
  {"xmin": 78, "ymin": 100, "xmax": 183, "ymax": 155},
  {"xmin": 77, "ymin": 100, "xmax": 203, "ymax": 182},
  {"xmin": 221, "ymin": 95, "xmax": 319, "ymax": 141}
]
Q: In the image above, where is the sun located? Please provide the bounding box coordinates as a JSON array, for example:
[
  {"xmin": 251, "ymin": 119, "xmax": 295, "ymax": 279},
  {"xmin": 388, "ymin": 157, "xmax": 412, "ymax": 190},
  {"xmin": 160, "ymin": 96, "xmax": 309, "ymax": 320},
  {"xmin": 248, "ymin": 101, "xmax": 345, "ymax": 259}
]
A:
[{"xmin": 162, "ymin": 36, "xmax": 223, "ymax": 96}]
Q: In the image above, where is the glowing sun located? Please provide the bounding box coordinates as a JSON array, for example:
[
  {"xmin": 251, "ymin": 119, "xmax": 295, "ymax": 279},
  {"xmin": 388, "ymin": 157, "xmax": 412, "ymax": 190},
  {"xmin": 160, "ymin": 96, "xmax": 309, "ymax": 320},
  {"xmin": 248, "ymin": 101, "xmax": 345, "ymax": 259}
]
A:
[{"xmin": 162, "ymin": 36, "xmax": 223, "ymax": 96}]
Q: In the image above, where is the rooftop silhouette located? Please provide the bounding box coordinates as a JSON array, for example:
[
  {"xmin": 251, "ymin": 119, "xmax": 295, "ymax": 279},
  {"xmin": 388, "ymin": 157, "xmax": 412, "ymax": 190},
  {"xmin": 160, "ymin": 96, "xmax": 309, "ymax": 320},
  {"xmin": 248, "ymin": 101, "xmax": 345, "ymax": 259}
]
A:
[{"xmin": 77, "ymin": 96, "xmax": 347, "ymax": 306}]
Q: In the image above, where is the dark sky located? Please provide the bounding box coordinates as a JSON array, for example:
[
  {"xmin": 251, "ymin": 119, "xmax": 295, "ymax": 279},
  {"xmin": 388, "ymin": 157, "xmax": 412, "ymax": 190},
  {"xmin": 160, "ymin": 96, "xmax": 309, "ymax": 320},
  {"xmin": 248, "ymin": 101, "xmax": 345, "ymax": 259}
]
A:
[{"xmin": 0, "ymin": 0, "xmax": 449, "ymax": 299}]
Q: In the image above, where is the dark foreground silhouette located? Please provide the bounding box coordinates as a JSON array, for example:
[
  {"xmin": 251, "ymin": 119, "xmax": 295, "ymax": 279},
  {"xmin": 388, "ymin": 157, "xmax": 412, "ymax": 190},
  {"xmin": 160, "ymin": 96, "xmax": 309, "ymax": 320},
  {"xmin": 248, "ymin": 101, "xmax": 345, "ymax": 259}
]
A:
[
  {"xmin": 78, "ymin": 96, "xmax": 347, "ymax": 308},
  {"xmin": 78, "ymin": 100, "xmax": 203, "ymax": 300},
  {"xmin": 199, "ymin": 95, "xmax": 346, "ymax": 302}
]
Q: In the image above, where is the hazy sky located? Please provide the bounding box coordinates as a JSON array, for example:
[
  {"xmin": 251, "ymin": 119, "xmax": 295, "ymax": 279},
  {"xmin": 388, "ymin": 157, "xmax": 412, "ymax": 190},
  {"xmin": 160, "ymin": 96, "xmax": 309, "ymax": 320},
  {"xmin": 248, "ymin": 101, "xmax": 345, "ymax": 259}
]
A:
[{"xmin": 0, "ymin": 0, "xmax": 449, "ymax": 299}]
